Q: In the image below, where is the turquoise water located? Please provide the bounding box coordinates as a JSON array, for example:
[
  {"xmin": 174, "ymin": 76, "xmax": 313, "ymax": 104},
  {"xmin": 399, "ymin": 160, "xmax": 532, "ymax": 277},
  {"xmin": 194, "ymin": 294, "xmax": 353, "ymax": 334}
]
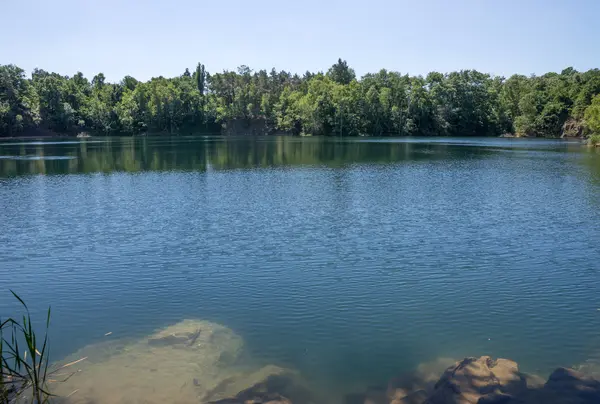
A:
[{"xmin": 1, "ymin": 136, "xmax": 600, "ymax": 394}]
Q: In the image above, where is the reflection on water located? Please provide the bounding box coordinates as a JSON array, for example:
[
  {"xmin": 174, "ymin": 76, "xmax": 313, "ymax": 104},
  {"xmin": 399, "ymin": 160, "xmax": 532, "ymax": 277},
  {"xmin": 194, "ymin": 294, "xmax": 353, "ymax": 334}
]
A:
[
  {"xmin": 0, "ymin": 155, "xmax": 76, "ymax": 160},
  {"xmin": 583, "ymin": 147, "xmax": 600, "ymax": 188},
  {"xmin": 0, "ymin": 136, "xmax": 586, "ymax": 177},
  {"xmin": 0, "ymin": 140, "xmax": 110, "ymax": 146}
]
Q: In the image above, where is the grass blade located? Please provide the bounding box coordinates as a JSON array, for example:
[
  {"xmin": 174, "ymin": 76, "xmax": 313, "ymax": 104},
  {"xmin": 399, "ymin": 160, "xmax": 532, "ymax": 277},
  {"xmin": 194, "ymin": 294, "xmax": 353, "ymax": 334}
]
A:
[
  {"xmin": 10, "ymin": 291, "xmax": 28, "ymax": 311},
  {"xmin": 1, "ymin": 293, "xmax": 56, "ymax": 404}
]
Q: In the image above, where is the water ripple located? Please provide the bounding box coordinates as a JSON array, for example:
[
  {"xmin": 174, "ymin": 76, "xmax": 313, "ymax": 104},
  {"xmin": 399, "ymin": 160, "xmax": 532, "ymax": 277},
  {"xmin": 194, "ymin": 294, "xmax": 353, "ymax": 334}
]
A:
[{"xmin": 0, "ymin": 137, "xmax": 599, "ymax": 390}]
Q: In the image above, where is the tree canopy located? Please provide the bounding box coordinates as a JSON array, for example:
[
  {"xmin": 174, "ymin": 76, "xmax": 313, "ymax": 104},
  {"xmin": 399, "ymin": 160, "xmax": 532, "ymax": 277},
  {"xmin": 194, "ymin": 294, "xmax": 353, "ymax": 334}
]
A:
[
  {"xmin": 584, "ymin": 94, "xmax": 600, "ymax": 135},
  {"xmin": 1, "ymin": 60, "xmax": 599, "ymax": 138}
]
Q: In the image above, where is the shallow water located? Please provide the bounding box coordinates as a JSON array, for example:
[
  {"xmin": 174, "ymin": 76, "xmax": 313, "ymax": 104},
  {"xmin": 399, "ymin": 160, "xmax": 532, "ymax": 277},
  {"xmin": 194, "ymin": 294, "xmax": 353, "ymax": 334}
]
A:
[{"xmin": 1, "ymin": 136, "xmax": 600, "ymax": 401}]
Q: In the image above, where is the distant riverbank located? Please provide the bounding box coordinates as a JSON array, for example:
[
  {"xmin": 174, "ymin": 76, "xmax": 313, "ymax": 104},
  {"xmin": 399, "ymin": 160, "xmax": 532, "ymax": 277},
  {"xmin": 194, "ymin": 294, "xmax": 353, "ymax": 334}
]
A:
[
  {"xmin": 2, "ymin": 62, "xmax": 600, "ymax": 139},
  {"xmin": 0, "ymin": 126, "xmax": 589, "ymax": 140}
]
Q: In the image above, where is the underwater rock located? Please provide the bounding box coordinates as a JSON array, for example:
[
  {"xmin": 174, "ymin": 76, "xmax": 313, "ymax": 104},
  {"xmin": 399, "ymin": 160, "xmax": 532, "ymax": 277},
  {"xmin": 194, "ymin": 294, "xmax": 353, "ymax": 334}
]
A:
[
  {"xmin": 208, "ymin": 391, "xmax": 292, "ymax": 404},
  {"xmin": 387, "ymin": 358, "xmax": 456, "ymax": 402},
  {"xmin": 380, "ymin": 356, "xmax": 600, "ymax": 404},
  {"xmin": 51, "ymin": 319, "xmax": 252, "ymax": 403},
  {"xmin": 50, "ymin": 333, "xmax": 600, "ymax": 404},
  {"xmin": 424, "ymin": 358, "xmax": 600, "ymax": 404},
  {"xmin": 536, "ymin": 367, "xmax": 600, "ymax": 403},
  {"xmin": 425, "ymin": 356, "xmax": 528, "ymax": 404},
  {"xmin": 348, "ymin": 356, "xmax": 600, "ymax": 404},
  {"xmin": 344, "ymin": 358, "xmax": 456, "ymax": 404},
  {"xmin": 147, "ymin": 328, "xmax": 201, "ymax": 347},
  {"xmin": 51, "ymin": 320, "xmax": 322, "ymax": 404},
  {"xmin": 573, "ymin": 358, "xmax": 600, "ymax": 378},
  {"xmin": 205, "ymin": 364, "xmax": 318, "ymax": 404},
  {"xmin": 391, "ymin": 390, "xmax": 428, "ymax": 404}
]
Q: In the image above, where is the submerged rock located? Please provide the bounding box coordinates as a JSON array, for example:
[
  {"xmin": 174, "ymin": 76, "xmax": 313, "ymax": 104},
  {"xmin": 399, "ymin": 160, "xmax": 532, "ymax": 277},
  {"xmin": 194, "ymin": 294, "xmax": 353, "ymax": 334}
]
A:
[
  {"xmin": 534, "ymin": 367, "xmax": 600, "ymax": 403},
  {"xmin": 50, "ymin": 334, "xmax": 600, "ymax": 404},
  {"xmin": 344, "ymin": 358, "xmax": 456, "ymax": 404},
  {"xmin": 51, "ymin": 319, "xmax": 325, "ymax": 404},
  {"xmin": 424, "ymin": 359, "xmax": 600, "ymax": 404},
  {"xmin": 573, "ymin": 358, "xmax": 600, "ymax": 379},
  {"xmin": 350, "ymin": 356, "xmax": 600, "ymax": 404},
  {"xmin": 50, "ymin": 319, "xmax": 258, "ymax": 403},
  {"xmin": 425, "ymin": 356, "xmax": 528, "ymax": 404},
  {"xmin": 392, "ymin": 390, "xmax": 428, "ymax": 404},
  {"xmin": 147, "ymin": 327, "xmax": 201, "ymax": 347},
  {"xmin": 205, "ymin": 365, "xmax": 319, "ymax": 404},
  {"xmin": 388, "ymin": 357, "xmax": 457, "ymax": 402}
]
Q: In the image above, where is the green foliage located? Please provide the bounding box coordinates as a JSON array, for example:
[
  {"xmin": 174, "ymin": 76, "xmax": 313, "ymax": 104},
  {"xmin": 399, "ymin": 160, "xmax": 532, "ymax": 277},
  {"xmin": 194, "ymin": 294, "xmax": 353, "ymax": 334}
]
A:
[
  {"xmin": 327, "ymin": 59, "xmax": 356, "ymax": 85},
  {"xmin": 1, "ymin": 292, "xmax": 52, "ymax": 403},
  {"xmin": 588, "ymin": 134, "xmax": 600, "ymax": 146},
  {"xmin": 1, "ymin": 293, "xmax": 86, "ymax": 403},
  {"xmin": 1, "ymin": 62, "xmax": 599, "ymax": 138},
  {"xmin": 584, "ymin": 94, "xmax": 600, "ymax": 136},
  {"xmin": 0, "ymin": 65, "xmax": 39, "ymax": 136}
]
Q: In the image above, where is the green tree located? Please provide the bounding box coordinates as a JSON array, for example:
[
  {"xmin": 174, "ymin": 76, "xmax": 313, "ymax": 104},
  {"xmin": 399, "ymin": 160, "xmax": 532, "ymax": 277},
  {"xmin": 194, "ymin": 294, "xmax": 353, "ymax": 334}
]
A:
[
  {"xmin": 0, "ymin": 65, "xmax": 38, "ymax": 136},
  {"xmin": 327, "ymin": 59, "xmax": 356, "ymax": 85},
  {"xmin": 2, "ymin": 61, "xmax": 599, "ymax": 138},
  {"xmin": 32, "ymin": 70, "xmax": 77, "ymax": 132},
  {"xmin": 584, "ymin": 94, "xmax": 600, "ymax": 135}
]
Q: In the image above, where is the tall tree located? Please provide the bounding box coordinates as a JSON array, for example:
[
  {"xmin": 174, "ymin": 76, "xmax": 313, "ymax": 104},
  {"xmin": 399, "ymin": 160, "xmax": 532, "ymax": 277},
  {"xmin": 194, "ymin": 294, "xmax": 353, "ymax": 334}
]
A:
[
  {"xmin": 327, "ymin": 59, "xmax": 356, "ymax": 85},
  {"xmin": 0, "ymin": 65, "xmax": 38, "ymax": 135}
]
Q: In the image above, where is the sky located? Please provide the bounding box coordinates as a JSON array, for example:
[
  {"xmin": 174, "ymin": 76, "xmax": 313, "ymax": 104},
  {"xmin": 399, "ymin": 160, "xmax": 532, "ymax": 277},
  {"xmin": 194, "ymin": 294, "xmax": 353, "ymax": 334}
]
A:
[{"xmin": 1, "ymin": 0, "xmax": 599, "ymax": 82}]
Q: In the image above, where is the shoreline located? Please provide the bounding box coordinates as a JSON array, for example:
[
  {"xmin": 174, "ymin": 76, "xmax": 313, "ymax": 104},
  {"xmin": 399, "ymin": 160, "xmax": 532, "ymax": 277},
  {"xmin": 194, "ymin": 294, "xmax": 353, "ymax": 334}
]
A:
[{"xmin": 0, "ymin": 133, "xmax": 588, "ymax": 141}]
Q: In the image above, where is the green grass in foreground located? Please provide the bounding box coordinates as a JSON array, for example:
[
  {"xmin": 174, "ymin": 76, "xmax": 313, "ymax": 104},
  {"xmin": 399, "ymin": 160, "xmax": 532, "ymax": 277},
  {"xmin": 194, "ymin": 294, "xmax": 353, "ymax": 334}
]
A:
[
  {"xmin": 1, "ymin": 292, "xmax": 85, "ymax": 403},
  {"xmin": 1, "ymin": 291, "xmax": 53, "ymax": 403}
]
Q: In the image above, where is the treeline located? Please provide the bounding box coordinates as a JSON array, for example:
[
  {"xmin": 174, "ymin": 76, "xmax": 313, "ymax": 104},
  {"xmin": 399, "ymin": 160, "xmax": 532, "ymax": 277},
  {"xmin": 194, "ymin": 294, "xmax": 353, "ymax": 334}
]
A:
[{"xmin": 1, "ymin": 59, "xmax": 600, "ymax": 138}]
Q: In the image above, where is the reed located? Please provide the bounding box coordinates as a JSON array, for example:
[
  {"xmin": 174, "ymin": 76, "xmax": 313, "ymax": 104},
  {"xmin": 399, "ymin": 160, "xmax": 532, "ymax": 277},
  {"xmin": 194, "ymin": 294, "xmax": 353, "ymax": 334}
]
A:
[{"xmin": 1, "ymin": 291, "xmax": 85, "ymax": 403}]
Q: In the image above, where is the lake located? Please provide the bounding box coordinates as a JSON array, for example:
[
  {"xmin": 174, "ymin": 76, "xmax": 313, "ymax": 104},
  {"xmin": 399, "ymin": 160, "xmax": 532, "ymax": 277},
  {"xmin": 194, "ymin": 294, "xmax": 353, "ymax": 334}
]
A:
[{"xmin": 1, "ymin": 136, "xmax": 600, "ymax": 402}]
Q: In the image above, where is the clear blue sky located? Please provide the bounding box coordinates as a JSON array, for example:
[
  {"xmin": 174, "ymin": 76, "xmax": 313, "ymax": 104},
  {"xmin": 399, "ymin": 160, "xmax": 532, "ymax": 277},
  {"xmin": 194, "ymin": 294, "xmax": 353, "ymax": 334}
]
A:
[{"xmin": 1, "ymin": 0, "xmax": 598, "ymax": 82}]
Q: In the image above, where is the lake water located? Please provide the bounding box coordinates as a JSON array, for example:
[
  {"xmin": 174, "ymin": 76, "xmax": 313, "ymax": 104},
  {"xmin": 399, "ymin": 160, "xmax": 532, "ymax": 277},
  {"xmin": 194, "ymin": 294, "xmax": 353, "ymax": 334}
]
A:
[{"xmin": 1, "ymin": 136, "xmax": 600, "ymax": 402}]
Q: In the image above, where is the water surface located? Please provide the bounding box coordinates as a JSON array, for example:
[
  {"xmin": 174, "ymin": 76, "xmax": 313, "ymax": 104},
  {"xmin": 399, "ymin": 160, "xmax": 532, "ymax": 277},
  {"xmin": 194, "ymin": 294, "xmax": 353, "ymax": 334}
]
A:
[{"xmin": 1, "ymin": 136, "xmax": 600, "ymax": 398}]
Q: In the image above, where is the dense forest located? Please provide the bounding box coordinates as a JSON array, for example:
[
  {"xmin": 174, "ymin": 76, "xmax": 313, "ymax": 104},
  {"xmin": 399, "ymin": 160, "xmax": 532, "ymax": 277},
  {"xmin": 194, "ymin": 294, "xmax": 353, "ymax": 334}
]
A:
[{"xmin": 1, "ymin": 60, "xmax": 600, "ymax": 139}]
